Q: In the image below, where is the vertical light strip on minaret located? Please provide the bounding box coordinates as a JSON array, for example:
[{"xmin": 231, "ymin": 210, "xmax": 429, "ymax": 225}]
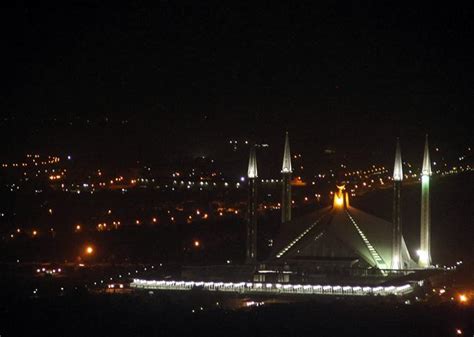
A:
[
  {"xmin": 247, "ymin": 145, "xmax": 258, "ymax": 178},
  {"xmin": 281, "ymin": 132, "xmax": 292, "ymax": 174},
  {"xmin": 393, "ymin": 138, "xmax": 403, "ymax": 182},
  {"xmin": 246, "ymin": 146, "xmax": 258, "ymax": 263},
  {"xmin": 419, "ymin": 135, "xmax": 432, "ymax": 268},
  {"xmin": 281, "ymin": 132, "xmax": 292, "ymax": 223},
  {"xmin": 391, "ymin": 139, "xmax": 403, "ymax": 269}
]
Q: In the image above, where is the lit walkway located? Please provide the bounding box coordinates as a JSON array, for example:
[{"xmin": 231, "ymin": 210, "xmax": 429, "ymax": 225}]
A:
[{"xmin": 130, "ymin": 279, "xmax": 413, "ymax": 296}]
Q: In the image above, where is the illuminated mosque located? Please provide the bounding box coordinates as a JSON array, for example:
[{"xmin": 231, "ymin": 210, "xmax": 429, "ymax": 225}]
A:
[
  {"xmin": 131, "ymin": 134, "xmax": 435, "ymax": 296},
  {"xmin": 247, "ymin": 133, "xmax": 434, "ymax": 282}
]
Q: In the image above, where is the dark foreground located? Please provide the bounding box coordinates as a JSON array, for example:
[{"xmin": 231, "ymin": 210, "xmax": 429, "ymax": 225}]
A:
[{"xmin": 1, "ymin": 292, "xmax": 473, "ymax": 337}]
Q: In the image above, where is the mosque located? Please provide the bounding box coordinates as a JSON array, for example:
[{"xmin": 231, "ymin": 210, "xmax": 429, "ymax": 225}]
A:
[
  {"xmin": 247, "ymin": 133, "xmax": 434, "ymax": 283},
  {"xmin": 131, "ymin": 134, "xmax": 436, "ymax": 296}
]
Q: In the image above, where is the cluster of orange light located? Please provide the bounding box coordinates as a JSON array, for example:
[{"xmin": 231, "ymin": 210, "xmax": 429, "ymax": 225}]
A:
[
  {"xmin": 97, "ymin": 222, "xmax": 121, "ymax": 231},
  {"xmin": 110, "ymin": 176, "xmax": 124, "ymax": 184},
  {"xmin": 2, "ymin": 155, "xmax": 60, "ymax": 168},
  {"xmin": 345, "ymin": 166, "xmax": 387, "ymax": 177}
]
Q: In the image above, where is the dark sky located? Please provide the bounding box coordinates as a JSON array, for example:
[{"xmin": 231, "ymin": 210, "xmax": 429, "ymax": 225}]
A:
[{"xmin": 0, "ymin": 2, "xmax": 472, "ymax": 165}]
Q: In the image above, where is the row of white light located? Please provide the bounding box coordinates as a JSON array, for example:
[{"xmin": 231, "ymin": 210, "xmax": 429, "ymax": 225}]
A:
[
  {"xmin": 276, "ymin": 215, "xmax": 325, "ymax": 258},
  {"xmin": 130, "ymin": 279, "xmax": 412, "ymax": 296},
  {"xmin": 345, "ymin": 210, "xmax": 388, "ymax": 270}
]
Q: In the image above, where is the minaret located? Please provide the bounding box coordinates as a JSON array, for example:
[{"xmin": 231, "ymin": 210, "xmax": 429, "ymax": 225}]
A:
[
  {"xmin": 391, "ymin": 138, "xmax": 403, "ymax": 270},
  {"xmin": 419, "ymin": 135, "xmax": 432, "ymax": 268},
  {"xmin": 246, "ymin": 145, "xmax": 258, "ymax": 263},
  {"xmin": 281, "ymin": 132, "xmax": 292, "ymax": 223}
]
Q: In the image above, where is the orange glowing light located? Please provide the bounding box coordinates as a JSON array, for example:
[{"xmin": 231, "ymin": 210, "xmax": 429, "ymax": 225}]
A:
[
  {"xmin": 85, "ymin": 246, "xmax": 94, "ymax": 255},
  {"xmin": 152, "ymin": 217, "xmax": 157, "ymax": 223},
  {"xmin": 458, "ymin": 294, "xmax": 468, "ymax": 303},
  {"xmin": 333, "ymin": 184, "xmax": 347, "ymax": 208},
  {"xmin": 32, "ymin": 230, "xmax": 38, "ymax": 236},
  {"xmin": 76, "ymin": 225, "xmax": 81, "ymax": 231},
  {"xmin": 334, "ymin": 195, "xmax": 344, "ymax": 206},
  {"xmin": 194, "ymin": 240, "xmax": 200, "ymax": 247}
]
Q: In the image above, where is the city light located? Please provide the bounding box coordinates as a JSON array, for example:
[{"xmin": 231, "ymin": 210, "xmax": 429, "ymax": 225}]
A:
[
  {"xmin": 194, "ymin": 240, "xmax": 200, "ymax": 247},
  {"xmin": 458, "ymin": 294, "xmax": 468, "ymax": 304},
  {"xmin": 85, "ymin": 246, "xmax": 94, "ymax": 255}
]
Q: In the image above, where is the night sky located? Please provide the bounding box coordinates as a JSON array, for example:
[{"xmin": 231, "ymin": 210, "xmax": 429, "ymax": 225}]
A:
[{"xmin": 1, "ymin": 2, "xmax": 472, "ymax": 165}]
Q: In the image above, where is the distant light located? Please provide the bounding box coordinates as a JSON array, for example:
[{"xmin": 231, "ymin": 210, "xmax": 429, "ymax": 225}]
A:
[
  {"xmin": 67, "ymin": 155, "xmax": 71, "ymax": 160},
  {"xmin": 456, "ymin": 328, "xmax": 463, "ymax": 335},
  {"xmin": 240, "ymin": 176, "xmax": 245, "ymax": 182},
  {"xmin": 194, "ymin": 240, "xmax": 200, "ymax": 247},
  {"xmin": 85, "ymin": 246, "xmax": 94, "ymax": 255},
  {"xmin": 458, "ymin": 294, "xmax": 468, "ymax": 303}
]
